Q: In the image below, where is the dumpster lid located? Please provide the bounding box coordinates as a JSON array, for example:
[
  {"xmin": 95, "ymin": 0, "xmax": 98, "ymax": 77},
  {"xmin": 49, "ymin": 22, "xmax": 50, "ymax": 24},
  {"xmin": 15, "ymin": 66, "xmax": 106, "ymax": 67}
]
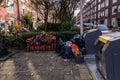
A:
[
  {"xmin": 98, "ymin": 36, "xmax": 113, "ymax": 43},
  {"xmin": 105, "ymin": 32, "xmax": 120, "ymax": 38},
  {"xmin": 98, "ymin": 32, "xmax": 120, "ymax": 43}
]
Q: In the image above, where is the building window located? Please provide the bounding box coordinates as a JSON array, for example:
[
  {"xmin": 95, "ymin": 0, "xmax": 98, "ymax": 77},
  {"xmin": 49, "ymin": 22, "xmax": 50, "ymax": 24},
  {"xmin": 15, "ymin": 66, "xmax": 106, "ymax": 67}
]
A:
[
  {"xmin": 105, "ymin": 9, "xmax": 108, "ymax": 16},
  {"xmin": 105, "ymin": 0, "xmax": 109, "ymax": 6},
  {"xmin": 101, "ymin": 11, "xmax": 104, "ymax": 16},
  {"xmin": 0, "ymin": 21, "xmax": 5, "ymax": 28},
  {"xmin": 98, "ymin": 4, "xmax": 100, "ymax": 10},
  {"xmin": 113, "ymin": 0, "xmax": 117, "ymax": 3},
  {"xmin": 101, "ymin": 2, "xmax": 105, "ymax": 8},
  {"xmin": 118, "ymin": 5, "xmax": 120, "ymax": 12},
  {"xmin": 112, "ymin": 6, "xmax": 117, "ymax": 14},
  {"xmin": 6, "ymin": 1, "xmax": 14, "ymax": 13},
  {"xmin": 21, "ymin": 0, "xmax": 25, "ymax": 2},
  {"xmin": 8, "ymin": 18, "xmax": 14, "ymax": 27},
  {"xmin": 98, "ymin": 12, "xmax": 100, "ymax": 18}
]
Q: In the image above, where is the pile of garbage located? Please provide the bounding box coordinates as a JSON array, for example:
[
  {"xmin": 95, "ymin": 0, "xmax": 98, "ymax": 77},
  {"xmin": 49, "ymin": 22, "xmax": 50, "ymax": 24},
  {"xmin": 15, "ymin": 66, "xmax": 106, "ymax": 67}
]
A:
[
  {"xmin": 55, "ymin": 34, "xmax": 85, "ymax": 64},
  {"xmin": 26, "ymin": 34, "xmax": 56, "ymax": 51},
  {"xmin": 0, "ymin": 35, "xmax": 12, "ymax": 60}
]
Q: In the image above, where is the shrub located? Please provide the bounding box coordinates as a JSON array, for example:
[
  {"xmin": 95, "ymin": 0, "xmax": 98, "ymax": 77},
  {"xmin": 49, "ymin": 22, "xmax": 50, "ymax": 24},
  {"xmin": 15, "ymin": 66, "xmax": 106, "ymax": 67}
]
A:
[
  {"xmin": 84, "ymin": 27, "xmax": 90, "ymax": 31},
  {"xmin": 48, "ymin": 31, "xmax": 78, "ymax": 41},
  {"xmin": 18, "ymin": 32, "xmax": 41, "ymax": 40},
  {"xmin": 37, "ymin": 23, "xmax": 61, "ymax": 32},
  {"xmin": 61, "ymin": 21, "xmax": 73, "ymax": 31},
  {"xmin": 37, "ymin": 24, "xmax": 45, "ymax": 31},
  {"xmin": 47, "ymin": 23, "xmax": 61, "ymax": 32},
  {"xmin": 70, "ymin": 27, "xmax": 80, "ymax": 32},
  {"xmin": 6, "ymin": 31, "xmax": 78, "ymax": 42},
  {"xmin": 36, "ymin": 22, "xmax": 74, "ymax": 32}
]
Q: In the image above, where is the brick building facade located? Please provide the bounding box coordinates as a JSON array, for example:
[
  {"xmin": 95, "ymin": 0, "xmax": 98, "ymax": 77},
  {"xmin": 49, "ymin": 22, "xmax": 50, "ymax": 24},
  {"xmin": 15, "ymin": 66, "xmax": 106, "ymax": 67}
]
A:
[
  {"xmin": 0, "ymin": 0, "xmax": 37, "ymax": 32},
  {"xmin": 76, "ymin": 0, "xmax": 120, "ymax": 28}
]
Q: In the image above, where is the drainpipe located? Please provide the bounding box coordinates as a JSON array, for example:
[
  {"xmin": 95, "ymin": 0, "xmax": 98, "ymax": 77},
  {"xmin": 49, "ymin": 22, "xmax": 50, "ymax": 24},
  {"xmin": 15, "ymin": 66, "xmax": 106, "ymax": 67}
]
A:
[{"xmin": 16, "ymin": 0, "xmax": 20, "ymax": 22}]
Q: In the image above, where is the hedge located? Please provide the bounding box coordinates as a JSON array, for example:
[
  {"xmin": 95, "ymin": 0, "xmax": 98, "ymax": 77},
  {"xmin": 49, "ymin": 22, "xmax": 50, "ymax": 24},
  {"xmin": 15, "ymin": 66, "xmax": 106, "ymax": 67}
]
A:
[
  {"xmin": 48, "ymin": 31, "xmax": 78, "ymax": 41},
  {"xmin": 6, "ymin": 31, "xmax": 79, "ymax": 42}
]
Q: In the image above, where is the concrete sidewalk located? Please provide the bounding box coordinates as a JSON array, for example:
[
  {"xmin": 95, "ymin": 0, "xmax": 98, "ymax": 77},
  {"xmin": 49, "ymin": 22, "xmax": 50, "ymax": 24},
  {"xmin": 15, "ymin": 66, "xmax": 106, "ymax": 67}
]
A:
[{"xmin": 0, "ymin": 51, "xmax": 93, "ymax": 80}]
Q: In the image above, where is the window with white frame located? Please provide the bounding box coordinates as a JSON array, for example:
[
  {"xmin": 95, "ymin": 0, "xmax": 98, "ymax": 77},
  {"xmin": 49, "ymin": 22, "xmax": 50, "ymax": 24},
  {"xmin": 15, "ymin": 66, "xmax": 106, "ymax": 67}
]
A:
[
  {"xmin": 101, "ymin": 11, "xmax": 104, "ymax": 16},
  {"xmin": 101, "ymin": 2, "xmax": 105, "ymax": 8},
  {"xmin": 94, "ymin": 14, "xmax": 96, "ymax": 18},
  {"xmin": 118, "ymin": 5, "xmax": 120, "ymax": 12},
  {"xmin": 99, "ymin": 0, "xmax": 101, "ymax": 2},
  {"xmin": 0, "ymin": 21, "xmax": 5, "ymax": 28},
  {"xmin": 6, "ymin": 1, "xmax": 14, "ymax": 13},
  {"xmin": 113, "ymin": 0, "xmax": 117, "ymax": 3},
  {"xmin": 21, "ymin": 0, "xmax": 25, "ymax": 2},
  {"xmin": 98, "ymin": 12, "xmax": 100, "ymax": 18},
  {"xmin": 95, "ymin": 0, "xmax": 96, "ymax": 5},
  {"xmin": 105, "ymin": 9, "xmax": 108, "ymax": 16},
  {"xmin": 105, "ymin": 0, "xmax": 109, "ymax": 6},
  {"xmin": 112, "ymin": 6, "xmax": 117, "ymax": 14},
  {"xmin": 8, "ymin": 18, "xmax": 14, "ymax": 26},
  {"xmin": 94, "ymin": 7, "xmax": 96, "ymax": 12},
  {"xmin": 98, "ymin": 4, "xmax": 100, "ymax": 10}
]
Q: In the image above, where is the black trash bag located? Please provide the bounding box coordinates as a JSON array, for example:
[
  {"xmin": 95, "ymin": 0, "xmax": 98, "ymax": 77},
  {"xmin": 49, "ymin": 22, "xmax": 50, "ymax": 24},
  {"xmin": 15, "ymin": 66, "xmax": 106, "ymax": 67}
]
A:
[
  {"xmin": 71, "ymin": 34, "xmax": 85, "ymax": 50},
  {"xmin": 12, "ymin": 38, "xmax": 26, "ymax": 49},
  {"xmin": 73, "ymin": 34, "xmax": 82, "ymax": 39},
  {"xmin": 55, "ymin": 38, "xmax": 65, "ymax": 53},
  {"xmin": 80, "ymin": 48, "xmax": 86, "ymax": 55},
  {"xmin": 74, "ymin": 38, "xmax": 85, "ymax": 50},
  {"xmin": 74, "ymin": 55, "xmax": 84, "ymax": 64},
  {"xmin": 60, "ymin": 45, "xmax": 74, "ymax": 59},
  {"xmin": 0, "ymin": 48, "xmax": 11, "ymax": 58}
]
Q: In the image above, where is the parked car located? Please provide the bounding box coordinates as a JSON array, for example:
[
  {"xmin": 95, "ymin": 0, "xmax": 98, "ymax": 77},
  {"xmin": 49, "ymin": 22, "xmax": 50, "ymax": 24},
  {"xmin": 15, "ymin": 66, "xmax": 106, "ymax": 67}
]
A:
[
  {"xmin": 95, "ymin": 25, "xmax": 112, "ymax": 34},
  {"xmin": 74, "ymin": 24, "xmax": 81, "ymax": 27},
  {"xmin": 83, "ymin": 23, "xmax": 93, "ymax": 29},
  {"xmin": 83, "ymin": 23, "xmax": 93, "ymax": 31}
]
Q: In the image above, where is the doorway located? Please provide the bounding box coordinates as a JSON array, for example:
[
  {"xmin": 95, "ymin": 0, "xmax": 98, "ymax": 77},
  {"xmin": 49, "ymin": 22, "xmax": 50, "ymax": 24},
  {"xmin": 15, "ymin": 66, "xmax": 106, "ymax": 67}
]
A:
[{"xmin": 117, "ymin": 18, "xmax": 120, "ymax": 27}]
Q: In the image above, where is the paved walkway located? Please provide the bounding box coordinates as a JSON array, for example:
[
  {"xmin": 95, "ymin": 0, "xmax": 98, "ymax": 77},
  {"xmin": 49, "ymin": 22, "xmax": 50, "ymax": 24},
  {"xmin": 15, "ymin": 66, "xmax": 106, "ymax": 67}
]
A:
[{"xmin": 0, "ymin": 51, "xmax": 93, "ymax": 80}]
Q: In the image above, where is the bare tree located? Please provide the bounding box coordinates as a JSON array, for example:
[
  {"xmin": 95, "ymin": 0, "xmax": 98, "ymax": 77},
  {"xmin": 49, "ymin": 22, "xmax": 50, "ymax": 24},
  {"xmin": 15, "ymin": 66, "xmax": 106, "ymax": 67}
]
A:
[
  {"xmin": 30, "ymin": 0, "xmax": 55, "ymax": 31},
  {"xmin": 53, "ymin": 0, "xmax": 79, "ymax": 22}
]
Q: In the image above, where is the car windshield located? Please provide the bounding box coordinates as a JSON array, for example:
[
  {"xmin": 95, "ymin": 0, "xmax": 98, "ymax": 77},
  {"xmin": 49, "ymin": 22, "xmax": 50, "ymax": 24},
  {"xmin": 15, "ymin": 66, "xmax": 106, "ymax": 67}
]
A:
[
  {"xmin": 83, "ymin": 23, "xmax": 93, "ymax": 28},
  {"xmin": 97, "ymin": 25, "xmax": 108, "ymax": 31}
]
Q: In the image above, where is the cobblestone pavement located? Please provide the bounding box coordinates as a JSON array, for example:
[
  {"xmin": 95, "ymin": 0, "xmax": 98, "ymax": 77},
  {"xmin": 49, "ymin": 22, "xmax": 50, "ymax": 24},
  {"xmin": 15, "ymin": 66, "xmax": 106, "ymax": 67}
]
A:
[{"xmin": 0, "ymin": 51, "xmax": 93, "ymax": 80}]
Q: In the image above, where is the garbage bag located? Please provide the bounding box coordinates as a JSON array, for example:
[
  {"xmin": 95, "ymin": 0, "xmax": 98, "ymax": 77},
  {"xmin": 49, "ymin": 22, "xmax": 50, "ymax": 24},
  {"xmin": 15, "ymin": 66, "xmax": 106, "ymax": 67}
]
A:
[
  {"xmin": 55, "ymin": 38, "xmax": 65, "ymax": 53},
  {"xmin": 0, "ymin": 48, "xmax": 11, "ymax": 58},
  {"xmin": 60, "ymin": 45, "xmax": 74, "ymax": 59},
  {"xmin": 65, "ymin": 41, "xmax": 72, "ymax": 46},
  {"xmin": 75, "ymin": 38, "xmax": 85, "ymax": 50},
  {"xmin": 80, "ymin": 48, "xmax": 86, "ymax": 55},
  {"xmin": 73, "ymin": 34, "xmax": 82, "ymax": 39}
]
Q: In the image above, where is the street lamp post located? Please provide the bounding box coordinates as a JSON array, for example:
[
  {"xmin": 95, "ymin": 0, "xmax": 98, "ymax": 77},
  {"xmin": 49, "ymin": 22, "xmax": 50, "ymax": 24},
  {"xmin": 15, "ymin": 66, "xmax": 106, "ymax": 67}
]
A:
[{"xmin": 80, "ymin": 0, "xmax": 83, "ymax": 35}]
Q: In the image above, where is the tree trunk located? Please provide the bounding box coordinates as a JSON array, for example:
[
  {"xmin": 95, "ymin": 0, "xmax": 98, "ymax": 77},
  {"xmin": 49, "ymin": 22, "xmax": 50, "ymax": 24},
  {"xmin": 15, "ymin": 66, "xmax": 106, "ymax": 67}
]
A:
[{"xmin": 44, "ymin": 8, "xmax": 48, "ymax": 32}]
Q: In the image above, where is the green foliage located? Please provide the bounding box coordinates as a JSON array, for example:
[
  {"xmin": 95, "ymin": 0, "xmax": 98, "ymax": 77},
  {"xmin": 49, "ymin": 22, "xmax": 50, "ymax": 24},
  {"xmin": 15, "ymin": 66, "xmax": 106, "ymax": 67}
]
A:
[
  {"xmin": 37, "ymin": 23, "xmax": 61, "ymax": 32},
  {"xmin": 37, "ymin": 24, "xmax": 45, "ymax": 31},
  {"xmin": 47, "ymin": 23, "xmax": 61, "ymax": 32},
  {"xmin": 70, "ymin": 27, "xmax": 80, "ymax": 32},
  {"xmin": 36, "ymin": 21, "xmax": 74, "ymax": 32},
  {"xmin": 23, "ymin": 11, "xmax": 33, "ymax": 30},
  {"xmin": 61, "ymin": 21, "xmax": 73, "ymax": 31},
  {"xmin": 84, "ymin": 27, "xmax": 90, "ymax": 31},
  {"xmin": 18, "ymin": 32, "xmax": 41, "ymax": 40},
  {"xmin": 6, "ymin": 31, "xmax": 78, "ymax": 42},
  {"xmin": 48, "ymin": 31, "xmax": 78, "ymax": 41},
  {"xmin": 8, "ymin": 24, "xmax": 14, "ymax": 34}
]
